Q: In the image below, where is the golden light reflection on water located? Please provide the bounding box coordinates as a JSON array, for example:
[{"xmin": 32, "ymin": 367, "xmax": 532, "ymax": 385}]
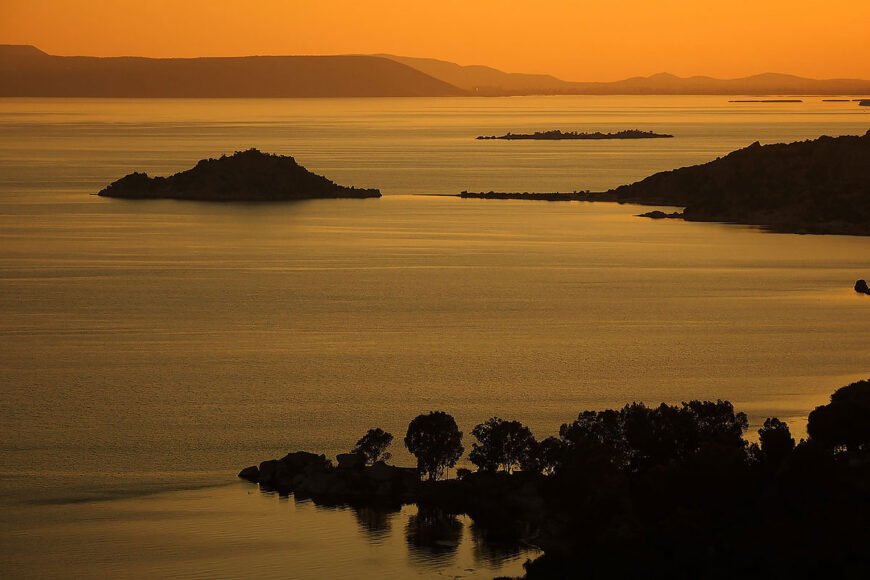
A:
[
  {"xmin": 0, "ymin": 483, "xmax": 537, "ymax": 579},
  {"xmin": 0, "ymin": 96, "xmax": 868, "ymax": 577}
]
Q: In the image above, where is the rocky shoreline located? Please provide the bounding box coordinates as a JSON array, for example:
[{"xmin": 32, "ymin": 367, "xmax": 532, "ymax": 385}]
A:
[{"xmin": 238, "ymin": 451, "xmax": 544, "ymax": 544}]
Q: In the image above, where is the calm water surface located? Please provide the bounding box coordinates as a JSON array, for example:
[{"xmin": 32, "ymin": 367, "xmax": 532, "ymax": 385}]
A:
[{"xmin": 0, "ymin": 96, "xmax": 868, "ymax": 578}]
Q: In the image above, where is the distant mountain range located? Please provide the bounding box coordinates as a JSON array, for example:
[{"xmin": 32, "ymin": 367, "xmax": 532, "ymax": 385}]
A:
[
  {"xmin": 0, "ymin": 45, "xmax": 462, "ymax": 97},
  {"xmin": 2, "ymin": 45, "xmax": 869, "ymax": 97},
  {"xmin": 380, "ymin": 54, "xmax": 870, "ymax": 96}
]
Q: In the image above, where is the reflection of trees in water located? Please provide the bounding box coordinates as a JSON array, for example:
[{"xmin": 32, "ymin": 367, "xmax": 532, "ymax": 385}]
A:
[
  {"xmin": 352, "ymin": 505, "xmax": 395, "ymax": 543},
  {"xmin": 405, "ymin": 507, "xmax": 463, "ymax": 567},
  {"xmin": 470, "ymin": 521, "xmax": 523, "ymax": 566}
]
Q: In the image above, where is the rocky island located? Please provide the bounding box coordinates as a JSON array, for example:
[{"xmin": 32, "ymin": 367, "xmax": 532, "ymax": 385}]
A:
[
  {"xmin": 240, "ymin": 379, "xmax": 870, "ymax": 578},
  {"xmin": 476, "ymin": 129, "xmax": 674, "ymax": 140},
  {"xmin": 98, "ymin": 149, "xmax": 381, "ymax": 201}
]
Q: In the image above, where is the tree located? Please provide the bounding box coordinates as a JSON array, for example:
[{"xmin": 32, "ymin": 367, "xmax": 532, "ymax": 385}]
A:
[
  {"xmin": 758, "ymin": 417, "xmax": 794, "ymax": 466},
  {"xmin": 404, "ymin": 411, "xmax": 464, "ymax": 481},
  {"xmin": 556, "ymin": 400, "xmax": 749, "ymax": 475},
  {"xmin": 351, "ymin": 427, "xmax": 394, "ymax": 465},
  {"xmin": 808, "ymin": 379, "xmax": 870, "ymax": 453},
  {"xmin": 521, "ymin": 436, "xmax": 563, "ymax": 475},
  {"xmin": 470, "ymin": 417, "xmax": 536, "ymax": 473}
]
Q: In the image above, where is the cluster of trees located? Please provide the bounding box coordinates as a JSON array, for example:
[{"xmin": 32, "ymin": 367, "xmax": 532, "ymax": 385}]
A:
[
  {"xmin": 348, "ymin": 379, "xmax": 870, "ymax": 484},
  {"xmin": 339, "ymin": 380, "xmax": 870, "ymax": 576}
]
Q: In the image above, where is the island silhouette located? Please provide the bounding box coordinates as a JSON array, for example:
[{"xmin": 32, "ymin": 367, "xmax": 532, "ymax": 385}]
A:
[
  {"xmin": 240, "ymin": 378, "xmax": 870, "ymax": 578},
  {"xmin": 98, "ymin": 149, "xmax": 381, "ymax": 201}
]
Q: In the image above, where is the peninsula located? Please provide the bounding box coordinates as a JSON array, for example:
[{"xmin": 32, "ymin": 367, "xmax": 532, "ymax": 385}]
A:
[
  {"xmin": 476, "ymin": 129, "xmax": 674, "ymax": 140},
  {"xmin": 461, "ymin": 132, "xmax": 870, "ymax": 236},
  {"xmin": 98, "ymin": 149, "xmax": 381, "ymax": 201},
  {"xmin": 600, "ymin": 131, "xmax": 870, "ymax": 235}
]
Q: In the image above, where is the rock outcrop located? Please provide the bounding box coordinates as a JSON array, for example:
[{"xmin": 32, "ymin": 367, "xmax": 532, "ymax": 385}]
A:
[
  {"xmin": 240, "ymin": 451, "xmax": 419, "ymax": 504},
  {"xmin": 98, "ymin": 149, "xmax": 381, "ymax": 201}
]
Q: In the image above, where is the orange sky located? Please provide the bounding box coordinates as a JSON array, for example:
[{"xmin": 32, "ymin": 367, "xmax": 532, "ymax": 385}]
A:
[{"xmin": 2, "ymin": 0, "xmax": 868, "ymax": 81}]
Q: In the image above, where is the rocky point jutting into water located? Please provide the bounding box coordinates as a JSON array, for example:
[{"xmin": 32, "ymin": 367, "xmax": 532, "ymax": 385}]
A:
[
  {"xmin": 600, "ymin": 131, "xmax": 870, "ymax": 235},
  {"xmin": 98, "ymin": 149, "xmax": 381, "ymax": 201}
]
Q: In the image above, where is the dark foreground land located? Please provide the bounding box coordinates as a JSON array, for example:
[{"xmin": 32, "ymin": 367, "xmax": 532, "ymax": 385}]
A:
[
  {"xmin": 463, "ymin": 131, "xmax": 870, "ymax": 236},
  {"xmin": 476, "ymin": 129, "xmax": 673, "ymax": 140},
  {"xmin": 241, "ymin": 379, "xmax": 870, "ymax": 579},
  {"xmin": 98, "ymin": 149, "xmax": 381, "ymax": 201}
]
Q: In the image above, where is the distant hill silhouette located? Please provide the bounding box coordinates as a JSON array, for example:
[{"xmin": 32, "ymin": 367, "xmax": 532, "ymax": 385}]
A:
[
  {"xmin": 378, "ymin": 54, "xmax": 575, "ymax": 95},
  {"xmin": 382, "ymin": 55, "xmax": 870, "ymax": 96},
  {"xmin": 4, "ymin": 46, "xmax": 869, "ymax": 97},
  {"xmin": 0, "ymin": 45, "xmax": 465, "ymax": 97}
]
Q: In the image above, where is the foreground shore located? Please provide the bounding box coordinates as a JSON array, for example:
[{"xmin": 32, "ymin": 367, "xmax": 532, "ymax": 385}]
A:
[{"xmin": 241, "ymin": 379, "xmax": 870, "ymax": 578}]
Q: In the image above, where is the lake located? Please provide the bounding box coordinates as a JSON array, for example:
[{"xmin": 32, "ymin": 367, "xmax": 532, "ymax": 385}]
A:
[{"xmin": 1, "ymin": 95, "xmax": 868, "ymax": 578}]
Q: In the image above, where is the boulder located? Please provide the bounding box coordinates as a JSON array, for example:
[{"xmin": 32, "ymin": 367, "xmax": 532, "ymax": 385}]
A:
[
  {"xmin": 275, "ymin": 460, "xmax": 302, "ymax": 489},
  {"xmin": 280, "ymin": 451, "xmax": 332, "ymax": 474},
  {"xmin": 238, "ymin": 465, "xmax": 259, "ymax": 482},
  {"xmin": 258, "ymin": 459, "xmax": 279, "ymax": 485},
  {"xmin": 855, "ymin": 279, "xmax": 870, "ymax": 295}
]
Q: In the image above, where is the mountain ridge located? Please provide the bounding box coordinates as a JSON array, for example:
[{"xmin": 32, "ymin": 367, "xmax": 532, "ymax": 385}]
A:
[
  {"xmin": 3, "ymin": 45, "xmax": 869, "ymax": 97},
  {"xmin": 0, "ymin": 45, "xmax": 465, "ymax": 97},
  {"xmin": 380, "ymin": 54, "xmax": 870, "ymax": 95}
]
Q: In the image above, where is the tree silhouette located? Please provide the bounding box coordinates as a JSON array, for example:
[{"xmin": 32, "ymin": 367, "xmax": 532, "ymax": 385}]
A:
[
  {"xmin": 520, "ymin": 435, "xmax": 563, "ymax": 475},
  {"xmin": 758, "ymin": 417, "xmax": 794, "ymax": 466},
  {"xmin": 351, "ymin": 427, "xmax": 394, "ymax": 465},
  {"xmin": 470, "ymin": 417, "xmax": 536, "ymax": 473},
  {"xmin": 404, "ymin": 411, "xmax": 464, "ymax": 481},
  {"xmin": 808, "ymin": 379, "xmax": 870, "ymax": 453}
]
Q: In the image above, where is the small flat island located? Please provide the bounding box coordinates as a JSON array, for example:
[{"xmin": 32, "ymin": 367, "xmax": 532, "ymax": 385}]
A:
[
  {"xmin": 98, "ymin": 149, "xmax": 381, "ymax": 201},
  {"xmin": 476, "ymin": 129, "xmax": 674, "ymax": 140},
  {"xmin": 728, "ymin": 99, "xmax": 803, "ymax": 103},
  {"xmin": 459, "ymin": 190, "xmax": 590, "ymax": 201}
]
